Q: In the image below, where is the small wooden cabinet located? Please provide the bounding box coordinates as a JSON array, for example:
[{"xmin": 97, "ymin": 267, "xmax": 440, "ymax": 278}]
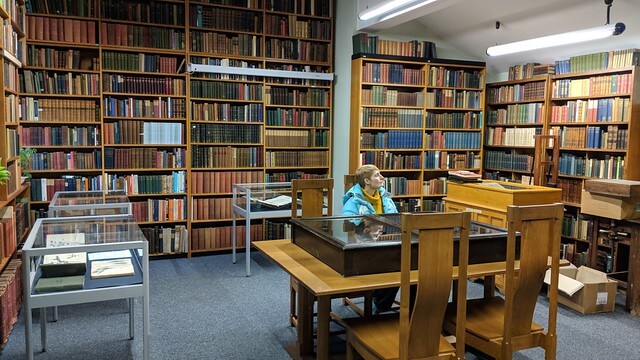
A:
[{"xmin": 444, "ymin": 180, "xmax": 562, "ymax": 228}]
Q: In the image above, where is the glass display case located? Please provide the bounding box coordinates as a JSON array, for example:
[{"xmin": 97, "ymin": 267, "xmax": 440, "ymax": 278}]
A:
[
  {"xmin": 22, "ymin": 214, "xmax": 149, "ymax": 360},
  {"xmin": 232, "ymin": 182, "xmax": 328, "ymax": 276},
  {"xmin": 290, "ymin": 213, "xmax": 513, "ymax": 276},
  {"xmin": 48, "ymin": 190, "xmax": 131, "ymax": 217}
]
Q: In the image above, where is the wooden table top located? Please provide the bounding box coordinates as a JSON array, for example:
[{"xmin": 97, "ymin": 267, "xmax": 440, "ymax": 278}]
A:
[{"xmin": 254, "ymin": 239, "xmax": 564, "ymax": 297}]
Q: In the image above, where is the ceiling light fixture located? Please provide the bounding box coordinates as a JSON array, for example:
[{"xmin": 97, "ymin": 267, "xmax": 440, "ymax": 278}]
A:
[
  {"xmin": 486, "ymin": 0, "xmax": 625, "ymax": 57},
  {"xmin": 359, "ymin": 0, "xmax": 439, "ymax": 21}
]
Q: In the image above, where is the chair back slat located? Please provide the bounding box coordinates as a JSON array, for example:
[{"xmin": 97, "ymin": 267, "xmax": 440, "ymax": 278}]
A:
[
  {"xmin": 399, "ymin": 211, "xmax": 470, "ymax": 359},
  {"xmin": 291, "ymin": 179, "xmax": 333, "ymax": 218},
  {"xmin": 505, "ymin": 203, "xmax": 563, "ymax": 338}
]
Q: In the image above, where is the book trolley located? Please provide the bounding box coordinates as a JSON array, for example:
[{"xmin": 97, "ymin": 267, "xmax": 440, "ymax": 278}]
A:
[{"xmin": 22, "ymin": 214, "xmax": 150, "ymax": 360}]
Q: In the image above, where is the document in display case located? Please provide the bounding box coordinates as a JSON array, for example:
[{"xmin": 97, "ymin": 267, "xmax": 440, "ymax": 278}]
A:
[
  {"xmin": 21, "ymin": 214, "xmax": 150, "ymax": 360},
  {"xmin": 48, "ymin": 190, "xmax": 132, "ymax": 218}
]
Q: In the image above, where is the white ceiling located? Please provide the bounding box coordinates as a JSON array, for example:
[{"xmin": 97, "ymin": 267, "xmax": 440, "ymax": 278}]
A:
[{"xmin": 357, "ymin": 0, "xmax": 640, "ymax": 75}]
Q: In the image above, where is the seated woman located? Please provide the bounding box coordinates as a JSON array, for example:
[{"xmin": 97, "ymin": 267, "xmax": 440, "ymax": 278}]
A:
[{"xmin": 342, "ymin": 164, "xmax": 399, "ymax": 313}]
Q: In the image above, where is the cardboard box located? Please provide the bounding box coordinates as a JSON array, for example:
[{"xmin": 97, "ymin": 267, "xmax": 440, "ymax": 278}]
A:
[
  {"xmin": 545, "ymin": 264, "xmax": 617, "ymax": 314},
  {"xmin": 580, "ymin": 190, "xmax": 640, "ymax": 220}
]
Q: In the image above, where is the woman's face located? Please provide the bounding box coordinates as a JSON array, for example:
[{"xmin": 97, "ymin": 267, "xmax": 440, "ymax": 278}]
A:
[{"xmin": 365, "ymin": 170, "xmax": 385, "ymax": 189}]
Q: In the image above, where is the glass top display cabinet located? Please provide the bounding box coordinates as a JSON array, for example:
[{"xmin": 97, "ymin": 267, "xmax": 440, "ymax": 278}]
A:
[
  {"xmin": 290, "ymin": 213, "xmax": 515, "ymax": 276},
  {"xmin": 22, "ymin": 214, "xmax": 150, "ymax": 360},
  {"xmin": 48, "ymin": 190, "xmax": 131, "ymax": 217}
]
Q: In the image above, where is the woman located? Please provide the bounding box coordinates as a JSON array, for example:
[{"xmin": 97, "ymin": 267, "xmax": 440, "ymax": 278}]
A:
[{"xmin": 342, "ymin": 164, "xmax": 399, "ymax": 313}]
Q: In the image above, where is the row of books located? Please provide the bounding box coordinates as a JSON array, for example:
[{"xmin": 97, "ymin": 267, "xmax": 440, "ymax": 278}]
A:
[
  {"xmin": 104, "ymin": 96, "xmax": 186, "ymax": 118},
  {"xmin": 352, "ymin": 33, "xmax": 437, "ymax": 59},
  {"xmin": 264, "ymin": 150, "xmax": 328, "ymax": 167},
  {"xmin": 4, "ymin": 62, "xmax": 20, "ymax": 92},
  {"xmin": 486, "ymin": 103, "xmax": 545, "ymax": 125},
  {"xmin": 361, "ymin": 130, "xmax": 423, "ymax": 150},
  {"xmin": 191, "ymin": 5, "xmax": 261, "ymax": 33},
  {"xmin": 425, "ymin": 131, "xmax": 481, "ymax": 150},
  {"xmin": 191, "ymin": 123, "xmax": 261, "ymax": 144},
  {"xmin": 508, "ymin": 62, "xmax": 554, "ymax": 81},
  {"xmin": 428, "ymin": 67, "xmax": 484, "ymax": 89},
  {"xmin": 191, "ymin": 145, "xmax": 262, "ymax": 168},
  {"xmin": 265, "ymin": 171, "xmax": 326, "ymax": 182},
  {"xmin": 562, "ymin": 214, "xmax": 591, "ymax": 241},
  {"xmin": 106, "ymin": 172, "xmax": 186, "ymax": 195},
  {"xmin": 264, "ymin": 14, "xmax": 331, "ymax": 40},
  {"xmin": 264, "ymin": 38, "xmax": 329, "ymax": 63},
  {"xmin": 100, "ymin": 23, "xmax": 185, "ymax": 50},
  {"xmin": 550, "ymin": 125, "xmax": 628, "ymax": 150},
  {"xmin": 0, "ymin": 259, "xmax": 22, "ymax": 348},
  {"xmin": 264, "ymin": 86, "xmax": 328, "ymax": 106},
  {"xmin": 265, "ymin": 129, "xmax": 313, "ymax": 147},
  {"xmin": 393, "ymin": 198, "xmax": 422, "ymax": 213},
  {"xmin": 4, "ymin": 163, "xmax": 19, "ymax": 195},
  {"xmin": 426, "ymin": 89, "xmax": 482, "ymax": 109},
  {"xmin": 383, "ymin": 177, "xmax": 421, "ymax": 196},
  {"xmin": 555, "ymin": 49, "xmax": 640, "ymax": 74},
  {"xmin": 190, "ymin": 225, "xmax": 261, "ymax": 251},
  {"xmin": 4, "ymin": 128, "xmax": 18, "ymax": 158},
  {"xmin": 102, "ymin": 0, "xmax": 185, "ymax": 26},
  {"xmin": 361, "ymin": 86, "xmax": 423, "ymax": 107},
  {"xmin": 29, "ymin": 150, "xmax": 102, "ymax": 170},
  {"xmin": 26, "ymin": 0, "xmax": 97, "ymax": 17},
  {"xmin": 20, "ymin": 70, "xmax": 100, "ymax": 95},
  {"xmin": 131, "ymin": 198, "xmax": 187, "ymax": 223},
  {"xmin": 26, "ymin": 16, "xmax": 96, "ymax": 44},
  {"xmin": 190, "ymin": 170, "xmax": 263, "ymax": 194},
  {"xmin": 190, "ymin": 56, "xmax": 260, "ymax": 81},
  {"xmin": 4, "ymin": 94, "xmax": 18, "ymax": 123},
  {"xmin": 20, "ymin": 125, "xmax": 100, "ymax": 147},
  {"xmin": 190, "ymin": 31, "xmax": 261, "ymax": 57},
  {"xmin": 265, "ymin": 220, "xmax": 291, "ymax": 241},
  {"xmin": 191, "ymin": 197, "xmax": 232, "ymax": 221},
  {"xmin": 265, "ymin": 0, "xmax": 330, "ymax": 17},
  {"xmin": 484, "ymin": 150, "xmax": 533, "ymax": 172},
  {"xmin": 550, "ymin": 97, "xmax": 630, "ymax": 124},
  {"xmin": 556, "ymin": 178, "xmax": 582, "ymax": 204},
  {"xmin": 0, "ymin": 207, "xmax": 16, "ymax": 261},
  {"xmin": 265, "ymin": 108, "xmax": 328, "ymax": 127},
  {"xmin": 360, "ymin": 151, "xmax": 421, "ymax": 170},
  {"xmin": 20, "ymin": 97, "xmax": 98, "ymax": 122},
  {"xmin": 27, "ymin": 46, "xmax": 98, "ymax": 71},
  {"xmin": 558, "ymin": 154, "xmax": 624, "ymax": 179},
  {"xmin": 102, "ymin": 52, "xmax": 180, "ymax": 73},
  {"xmin": 191, "ymin": 80, "xmax": 261, "ymax": 100},
  {"xmin": 104, "ymin": 148, "xmax": 186, "ymax": 170},
  {"xmin": 552, "ymin": 73, "xmax": 633, "ymax": 98},
  {"xmin": 487, "ymin": 81, "xmax": 545, "ymax": 103},
  {"xmin": 561, "ymin": 243, "xmax": 589, "ymax": 267},
  {"xmin": 141, "ymin": 225, "xmax": 188, "ymax": 255},
  {"xmin": 2, "ymin": 18, "xmax": 23, "ymax": 58},
  {"xmin": 102, "ymin": 75, "xmax": 185, "ymax": 95},
  {"xmin": 103, "ymin": 120, "xmax": 182, "ymax": 145},
  {"xmin": 361, "ymin": 108, "xmax": 423, "ymax": 128},
  {"xmin": 361, "ymin": 62, "xmax": 424, "ymax": 85},
  {"xmin": 28, "ymin": 175, "xmax": 103, "ymax": 201},
  {"xmin": 485, "ymin": 127, "xmax": 541, "ymax": 147},
  {"xmin": 423, "ymin": 177, "xmax": 448, "ymax": 195},
  {"xmin": 423, "ymin": 151, "xmax": 480, "ymax": 170},
  {"xmin": 193, "ymin": 102, "xmax": 264, "ymax": 123},
  {"xmin": 425, "ymin": 111, "xmax": 483, "ymax": 129}
]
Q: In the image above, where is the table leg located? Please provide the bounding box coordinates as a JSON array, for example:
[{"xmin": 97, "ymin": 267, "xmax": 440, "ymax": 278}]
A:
[
  {"xmin": 316, "ymin": 296, "xmax": 331, "ymax": 360},
  {"xmin": 484, "ymin": 275, "xmax": 496, "ymax": 298},
  {"xmin": 40, "ymin": 308, "xmax": 46, "ymax": 351},
  {"xmin": 245, "ymin": 213, "xmax": 251, "ymax": 276},
  {"xmin": 129, "ymin": 298, "xmax": 135, "ymax": 339},
  {"xmin": 296, "ymin": 285, "xmax": 314, "ymax": 356},
  {"xmin": 53, "ymin": 306, "xmax": 58, "ymax": 321},
  {"xmin": 232, "ymin": 212, "xmax": 237, "ymax": 264}
]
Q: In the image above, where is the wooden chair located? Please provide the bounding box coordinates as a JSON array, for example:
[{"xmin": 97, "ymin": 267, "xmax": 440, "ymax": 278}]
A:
[
  {"xmin": 443, "ymin": 203, "xmax": 564, "ymax": 360},
  {"xmin": 289, "ymin": 178, "xmax": 334, "ymax": 327},
  {"xmin": 344, "ymin": 211, "xmax": 471, "ymax": 360}
]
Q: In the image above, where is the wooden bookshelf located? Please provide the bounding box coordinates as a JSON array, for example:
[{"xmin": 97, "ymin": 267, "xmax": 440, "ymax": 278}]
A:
[
  {"xmin": 349, "ymin": 53, "xmax": 485, "ymax": 212},
  {"xmin": 21, "ymin": 0, "xmax": 334, "ymax": 256}
]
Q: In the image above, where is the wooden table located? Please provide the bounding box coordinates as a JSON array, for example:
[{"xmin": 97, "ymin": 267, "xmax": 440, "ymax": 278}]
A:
[{"xmin": 254, "ymin": 239, "xmax": 564, "ymax": 360}]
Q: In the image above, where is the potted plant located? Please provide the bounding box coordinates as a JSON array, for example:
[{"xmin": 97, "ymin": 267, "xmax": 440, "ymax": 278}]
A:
[
  {"xmin": 20, "ymin": 147, "xmax": 37, "ymax": 181},
  {"xmin": 0, "ymin": 158, "xmax": 9, "ymax": 185}
]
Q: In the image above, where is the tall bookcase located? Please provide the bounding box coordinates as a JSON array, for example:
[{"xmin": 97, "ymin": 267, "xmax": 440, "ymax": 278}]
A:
[
  {"xmin": 483, "ymin": 75, "xmax": 550, "ymax": 182},
  {"xmin": 21, "ymin": 0, "xmax": 334, "ymax": 256},
  {"xmin": 0, "ymin": 0, "xmax": 28, "ymax": 347},
  {"xmin": 349, "ymin": 54, "xmax": 485, "ymax": 212}
]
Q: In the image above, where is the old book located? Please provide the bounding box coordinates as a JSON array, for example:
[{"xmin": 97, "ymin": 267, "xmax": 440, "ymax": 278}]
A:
[
  {"xmin": 254, "ymin": 195, "xmax": 293, "ymax": 208},
  {"xmin": 34, "ymin": 275, "xmax": 85, "ymax": 293},
  {"xmin": 90, "ymin": 258, "xmax": 135, "ymax": 279},
  {"xmin": 40, "ymin": 252, "xmax": 87, "ymax": 277}
]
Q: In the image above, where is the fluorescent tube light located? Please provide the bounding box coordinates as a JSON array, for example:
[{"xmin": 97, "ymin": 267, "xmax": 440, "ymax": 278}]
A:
[
  {"xmin": 359, "ymin": 0, "xmax": 434, "ymax": 21},
  {"xmin": 379, "ymin": 0, "xmax": 439, "ymax": 21},
  {"xmin": 487, "ymin": 22, "xmax": 625, "ymax": 56}
]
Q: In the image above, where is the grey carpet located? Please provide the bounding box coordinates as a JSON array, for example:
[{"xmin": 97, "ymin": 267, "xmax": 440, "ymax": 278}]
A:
[{"xmin": 1, "ymin": 252, "xmax": 638, "ymax": 359}]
